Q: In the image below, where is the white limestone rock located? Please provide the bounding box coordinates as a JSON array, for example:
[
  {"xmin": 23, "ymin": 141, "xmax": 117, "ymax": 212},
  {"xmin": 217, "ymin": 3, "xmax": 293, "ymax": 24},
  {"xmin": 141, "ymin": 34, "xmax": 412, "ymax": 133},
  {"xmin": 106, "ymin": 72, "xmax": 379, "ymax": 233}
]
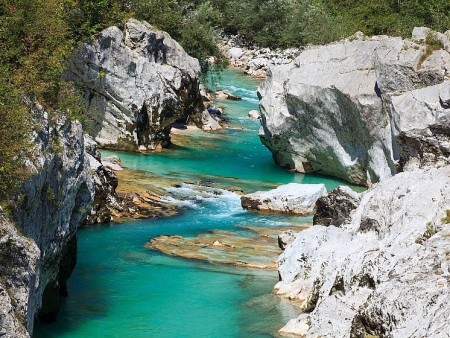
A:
[
  {"xmin": 229, "ymin": 47, "xmax": 243, "ymax": 59},
  {"xmin": 241, "ymin": 183, "xmax": 326, "ymax": 215},
  {"xmin": 276, "ymin": 167, "xmax": 450, "ymax": 337},
  {"xmin": 259, "ymin": 31, "xmax": 450, "ymax": 185},
  {"xmin": 67, "ymin": 19, "xmax": 204, "ymax": 150},
  {"xmin": 101, "ymin": 156, "xmax": 124, "ymax": 171},
  {"xmin": 277, "ymin": 230, "xmax": 298, "ymax": 250},
  {"xmin": 247, "ymin": 110, "xmax": 261, "ymax": 119},
  {"xmin": 200, "ymin": 110, "xmax": 222, "ymax": 131}
]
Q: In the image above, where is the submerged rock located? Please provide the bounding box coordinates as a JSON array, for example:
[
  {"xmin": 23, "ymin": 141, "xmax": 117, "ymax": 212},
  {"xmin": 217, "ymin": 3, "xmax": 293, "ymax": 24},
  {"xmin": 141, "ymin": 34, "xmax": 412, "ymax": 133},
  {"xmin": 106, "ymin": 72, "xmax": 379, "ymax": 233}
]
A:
[
  {"xmin": 147, "ymin": 226, "xmax": 307, "ymax": 270},
  {"xmin": 276, "ymin": 167, "xmax": 450, "ymax": 337},
  {"xmin": 215, "ymin": 90, "xmax": 242, "ymax": 101},
  {"xmin": 67, "ymin": 19, "xmax": 205, "ymax": 151},
  {"xmin": 241, "ymin": 183, "xmax": 326, "ymax": 215},
  {"xmin": 259, "ymin": 29, "xmax": 450, "ymax": 185}
]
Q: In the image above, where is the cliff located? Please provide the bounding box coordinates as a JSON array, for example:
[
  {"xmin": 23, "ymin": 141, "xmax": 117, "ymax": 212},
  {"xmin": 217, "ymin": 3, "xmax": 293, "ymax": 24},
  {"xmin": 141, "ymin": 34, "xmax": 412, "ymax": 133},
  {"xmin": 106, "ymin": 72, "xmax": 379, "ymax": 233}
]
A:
[
  {"xmin": 276, "ymin": 167, "xmax": 450, "ymax": 337},
  {"xmin": 0, "ymin": 108, "xmax": 93, "ymax": 337},
  {"xmin": 259, "ymin": 28, "xmax": 450, "ymax": 185},
  {"xmin": 67, "ymin": 19, "xmax": 207, "ymax": 151}
]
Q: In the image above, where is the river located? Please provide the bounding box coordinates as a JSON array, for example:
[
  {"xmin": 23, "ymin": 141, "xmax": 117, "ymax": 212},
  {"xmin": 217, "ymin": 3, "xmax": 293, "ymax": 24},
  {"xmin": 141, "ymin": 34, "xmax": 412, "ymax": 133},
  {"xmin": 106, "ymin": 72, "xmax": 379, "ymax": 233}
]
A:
[{"xmin": 34, "ymin": 68, "xmax": 358, "ymax": 338}]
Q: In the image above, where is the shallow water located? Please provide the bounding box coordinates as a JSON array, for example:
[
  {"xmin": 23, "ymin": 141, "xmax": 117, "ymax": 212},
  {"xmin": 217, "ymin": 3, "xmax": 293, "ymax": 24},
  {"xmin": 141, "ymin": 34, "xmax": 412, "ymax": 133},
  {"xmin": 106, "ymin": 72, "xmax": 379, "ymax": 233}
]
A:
[{"xmin": 34, "ymin": 68, "xmax": 360, "ymax": 338}]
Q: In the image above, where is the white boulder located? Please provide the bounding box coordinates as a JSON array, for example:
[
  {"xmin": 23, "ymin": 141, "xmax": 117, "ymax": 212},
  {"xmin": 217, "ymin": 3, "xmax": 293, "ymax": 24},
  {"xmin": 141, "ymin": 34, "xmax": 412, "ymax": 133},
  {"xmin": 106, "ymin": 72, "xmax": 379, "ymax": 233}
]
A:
[
  {"xmin": 241, "ymin": 183, "xmax": 326, "ymax": 215},
  {"xmin": 67, "ymin": 19, "xmax": 204, "ymax": 150},
  {"xmin": 247, "ymin": 110, "xmax": 260, "ymax": 119},
  {"xmin": 229, "ymin": 47, "xmax": 243, "ymax": 59}
]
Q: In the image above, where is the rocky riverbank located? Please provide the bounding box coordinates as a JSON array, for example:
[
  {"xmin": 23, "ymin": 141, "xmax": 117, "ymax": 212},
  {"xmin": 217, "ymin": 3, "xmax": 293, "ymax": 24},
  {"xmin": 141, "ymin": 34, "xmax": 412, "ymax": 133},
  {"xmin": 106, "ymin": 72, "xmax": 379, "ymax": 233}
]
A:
[
  {"xmin": 259, "ymin": 27, "xmax": 450, "ymax": 186},
  {"xmin": 84, "ymin": 143, "xmax": 179, "ymax": 225},
  {"xmin": 276, "ymin": 167, "xmax": 450, "ymax": 337},
  {"xmin": 267, "ymin": 27, "xmax": 450, "ymax": 338},
  {"xmin": 218, "ymin": 33, "xmax": 301, "ymax": 78},
  {"xmin": 1, "ymin": 19, "xmax": 218, "ymax": 337}
]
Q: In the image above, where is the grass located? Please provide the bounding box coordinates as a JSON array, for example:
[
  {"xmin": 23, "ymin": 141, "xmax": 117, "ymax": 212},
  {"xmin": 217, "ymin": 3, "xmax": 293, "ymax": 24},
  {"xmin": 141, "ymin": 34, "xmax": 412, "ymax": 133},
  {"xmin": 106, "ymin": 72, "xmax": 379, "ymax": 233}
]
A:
[
  {"xmin": 441, "ymin": 210, "xmax": 450, "ymax": 224},
  {"xmin": 417, "ymin": 32, "xmax": 444, "ymax": 68}
]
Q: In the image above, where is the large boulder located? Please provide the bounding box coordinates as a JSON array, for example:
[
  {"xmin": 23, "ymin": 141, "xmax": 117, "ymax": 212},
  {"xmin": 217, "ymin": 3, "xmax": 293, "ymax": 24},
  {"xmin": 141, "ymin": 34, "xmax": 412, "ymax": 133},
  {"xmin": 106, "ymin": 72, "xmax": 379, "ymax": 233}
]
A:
[
  {"xmin": 259, "ymin": 30, "xmax": 450, "ymax": 185},
  {"xmin": 67, "ymin": 19, "xmax": 204, "ymax": 150},
  {"xmin": 241, "ymin": 183, "xmax": 326, "ymax": 215},
  {"xmin": 275, "ymin": 166, "xmax": 450, "ymax": 337}
]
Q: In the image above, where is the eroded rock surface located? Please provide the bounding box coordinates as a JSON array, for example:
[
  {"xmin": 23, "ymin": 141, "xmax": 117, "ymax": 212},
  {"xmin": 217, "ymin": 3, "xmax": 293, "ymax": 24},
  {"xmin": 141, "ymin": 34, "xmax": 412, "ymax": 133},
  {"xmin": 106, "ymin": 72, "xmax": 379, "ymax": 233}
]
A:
[
  {"xmin": 259, "ymin": 29, "xmax": 450, "ymax": 185},
  {"xmin": 0, "ymin": 208, "xmax": 39, "ymax": 338},
  {"xmin": 276, "ymin": 167, "xmax": 450, "ymax": 337},
  {"xmin": 84, "ymin": 153, "xmax": 179, "ymax": 224},
  {"xmin": 277, "ymin": 230, "xmax": 297, "ymax": 250},
  {"xmin": 0, "ymin": 108, "xmax": 93, "ymax": 337},
  {"xmin": 241, "ymin": 183, "xmax": 326, "ymax": 215},
  {"xmin": 84, "ymin": 147, "xmax": 121, "ymax": 225},
  {"xmin": 313, "ymin": 186, "xmax": 361, "ymax": 226},
  {"xmin": 67, "ymin": 19, "xmax": 206, "ymax": 150}
]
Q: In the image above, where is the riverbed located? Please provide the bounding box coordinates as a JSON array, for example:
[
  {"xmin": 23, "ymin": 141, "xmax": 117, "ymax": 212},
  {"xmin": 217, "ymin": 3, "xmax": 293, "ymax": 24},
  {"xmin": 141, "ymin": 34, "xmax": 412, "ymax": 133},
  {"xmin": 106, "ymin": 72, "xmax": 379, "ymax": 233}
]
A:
[{"xmin": 34, "ymin": 68, "xmax": 359, "ymax": 338}]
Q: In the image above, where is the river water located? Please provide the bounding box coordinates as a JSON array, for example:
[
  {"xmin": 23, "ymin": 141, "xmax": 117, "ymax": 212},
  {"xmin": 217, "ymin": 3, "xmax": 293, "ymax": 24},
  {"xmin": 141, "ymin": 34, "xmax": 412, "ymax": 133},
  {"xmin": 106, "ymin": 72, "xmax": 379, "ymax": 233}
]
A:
[{"xmin": 34, "ymin": 69, "xmax": 358, "ymax": 337}]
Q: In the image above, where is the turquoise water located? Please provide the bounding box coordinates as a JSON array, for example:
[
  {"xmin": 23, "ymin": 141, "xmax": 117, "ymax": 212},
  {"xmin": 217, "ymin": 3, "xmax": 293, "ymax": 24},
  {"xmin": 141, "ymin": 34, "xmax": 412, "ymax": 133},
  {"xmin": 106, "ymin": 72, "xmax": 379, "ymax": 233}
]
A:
[{"xmin": 34, "ymin": 68, "xmax": 359, "ymax": 338}]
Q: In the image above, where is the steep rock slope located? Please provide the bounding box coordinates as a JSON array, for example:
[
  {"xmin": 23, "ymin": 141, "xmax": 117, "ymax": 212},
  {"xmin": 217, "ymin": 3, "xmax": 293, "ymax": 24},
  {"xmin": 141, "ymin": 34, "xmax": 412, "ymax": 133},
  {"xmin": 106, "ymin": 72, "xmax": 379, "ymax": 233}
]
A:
[
  {"xmin": 276, "ymin": 167, "xmax": 450, "ymax": 337},
  {"xmin": 67, "ymin": 19, "xmax": 205, "ymax": 150},
  {"xmin": 259, "ymin": 29, "xmax": 450, "ymax": 185},
  {"xmin": 0, "ymin": 109, "xmax": 93, "ymax": 337}
]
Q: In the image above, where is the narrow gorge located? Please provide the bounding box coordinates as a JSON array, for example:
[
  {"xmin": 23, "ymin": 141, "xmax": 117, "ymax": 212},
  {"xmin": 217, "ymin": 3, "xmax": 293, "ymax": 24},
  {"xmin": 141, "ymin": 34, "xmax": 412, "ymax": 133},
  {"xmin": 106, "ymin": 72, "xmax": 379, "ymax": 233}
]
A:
[{"xmin": 1, "ymin": 7, "xmax": 450, "ymax": 338}]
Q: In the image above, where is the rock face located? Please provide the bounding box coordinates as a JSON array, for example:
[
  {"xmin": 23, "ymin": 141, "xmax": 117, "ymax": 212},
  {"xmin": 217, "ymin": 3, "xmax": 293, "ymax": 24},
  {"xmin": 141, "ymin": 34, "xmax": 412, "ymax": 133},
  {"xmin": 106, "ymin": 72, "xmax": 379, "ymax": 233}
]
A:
[
  {"xmin": 313, "ymin": 186, "xmax": 361, "ymax": 226},
  {"xmin": 84, "ymin": 139, "xmax": 122, "ymax": 225},
  {"xmin": 0, "ymin": 208, "xmax": 39, "ymax": 337},
  {"xmin": 277, "ymin": 230, "xmax": 297, "ymax": 250},
  {"xmin": 276, "ymin": 167, "xmax": 450, "ymax": 337},
  {"xmin": 241, "ymin": 183, "xmax": 326, "ymax": 215},
  {"xmin": 67, "ymin": 19, "xmax": 205, "ymax": 150},
  {"xmin": 259, "ymin": 29, "xmax": 450, "ymax": 185},
  {"xmin": 0, "ymin": 109, "xmax": 93, "ymax": 337}
]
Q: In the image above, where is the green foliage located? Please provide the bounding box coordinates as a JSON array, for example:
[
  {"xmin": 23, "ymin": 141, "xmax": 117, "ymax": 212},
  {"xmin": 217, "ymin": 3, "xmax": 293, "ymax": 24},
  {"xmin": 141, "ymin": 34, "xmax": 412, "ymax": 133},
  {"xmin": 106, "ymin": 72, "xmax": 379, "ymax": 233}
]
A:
[
  {"xmin": 441, "ymin": 210, "xmax": 450, "ymax": 224},
  {"xmin": 0, "ymin": 96, "xmax": 30, "ymax": 200},
  {"xmin": 418, "ymin": 31, "xmax": 445, "ymax": 68},
  {"xmin": 133, "ymin": 0, "xmax": 227, "ymax": 71},
  {"xmin": 203, "ymin": 0, "xmax": 450, "ymax": 48},
  {"xmin": 180, "ymin": 17, "xmax": 228, "ymax": 72},
  {"xmin": 1, "ymin": 0, "xmax": 449, "ymax": 204}
]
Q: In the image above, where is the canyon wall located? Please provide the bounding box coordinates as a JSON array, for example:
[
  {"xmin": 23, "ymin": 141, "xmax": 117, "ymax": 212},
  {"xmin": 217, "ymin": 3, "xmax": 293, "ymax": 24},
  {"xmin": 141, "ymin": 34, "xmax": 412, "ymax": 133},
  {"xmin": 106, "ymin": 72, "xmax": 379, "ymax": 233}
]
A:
[{"xmin": 259, "ymin": 28, "xmax": 450, "ymax": 185}]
